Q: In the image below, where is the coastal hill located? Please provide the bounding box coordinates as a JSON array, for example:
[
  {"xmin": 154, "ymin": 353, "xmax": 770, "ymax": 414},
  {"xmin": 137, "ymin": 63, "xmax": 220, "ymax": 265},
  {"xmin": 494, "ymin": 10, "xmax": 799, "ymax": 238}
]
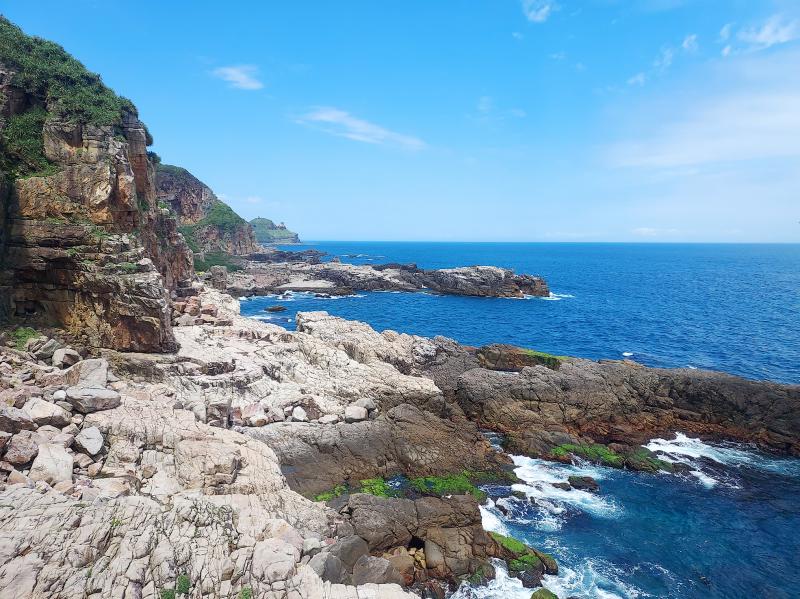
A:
[
  {"xmin": 251, "ymin": 216, "xmax": 300, "ymax": 244},
  {"xmin": 154, "ymin": 161, "xmax": 258, "ymax": 256}
]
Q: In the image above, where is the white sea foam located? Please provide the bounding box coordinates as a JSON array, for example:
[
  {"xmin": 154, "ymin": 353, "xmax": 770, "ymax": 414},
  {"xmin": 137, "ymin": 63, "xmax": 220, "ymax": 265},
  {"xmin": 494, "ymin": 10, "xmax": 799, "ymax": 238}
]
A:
[
  {"xmin": 479, "ymin": 500, "xmax": 509, "ymax": 536},
  {"xmin": 622, "ymin": 351, "xmax": 634, "ymax": 357}
]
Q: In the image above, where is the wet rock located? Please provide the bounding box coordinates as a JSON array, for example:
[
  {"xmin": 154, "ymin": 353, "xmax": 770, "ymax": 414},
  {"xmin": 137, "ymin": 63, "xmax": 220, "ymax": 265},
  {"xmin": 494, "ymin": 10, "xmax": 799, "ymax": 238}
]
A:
[
  {"xmin": 568, "ymin": 476, "xmax": 599, "ymax": 492},
  {"xmin": 266, "ymin": 305, "xmax": 287, "ymax": 313}
]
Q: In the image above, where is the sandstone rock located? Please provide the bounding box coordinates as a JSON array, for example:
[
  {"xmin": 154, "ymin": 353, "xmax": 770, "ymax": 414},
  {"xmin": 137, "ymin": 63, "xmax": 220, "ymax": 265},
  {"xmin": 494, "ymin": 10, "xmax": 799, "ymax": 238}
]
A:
[
  {"xmin": 4, "ymin": 431, "xmax": 39, "ymax": 465},
  {"xmin": 28, "ymin": 443, "xmax": 73, "ymax": 485},
  {"xmin": 51, "ymin": 348, "xmax": 81, "ymax": 369},
  {"xmin": 75, "ymin": 426, "xmax": 104, "ymax": 456},
  {"xmin": 64, "ymin": 359, "xmax": 108, "ymax": 389},
  {"xmin": 22, "ymin": 398, "xmax": 71, "ymax": 428},
  {"xmin": 352, "ymin": 555, "xmax": 405, "ymax": 586},
  {"xmin": 344, "ymin": 406, "xmax": 368, "ymax": 423},
  {"xmin": 65, "ymin": 387, "xmax": 121, "ymax": 414},
  {"xmin": 0, "ymin": 407, "xmax": 35, "ymax": 433}
]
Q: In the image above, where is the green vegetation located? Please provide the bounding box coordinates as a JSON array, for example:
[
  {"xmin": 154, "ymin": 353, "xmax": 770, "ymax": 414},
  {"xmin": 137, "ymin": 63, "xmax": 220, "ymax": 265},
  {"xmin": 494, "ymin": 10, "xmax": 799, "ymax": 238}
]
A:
[
  {"xmin": 11, "ymin": 327, "xmax": 40, "ymax": 350},
  {"xmin": 250, "ymin": 217, "xmax": 299, "ymax": 244},
  {"xmin": 175, "ymin": 574, "xmax": 190, "ymax": 595},
  {"xmin": 179, "ymin": 201, "xmax": 248, "ymax": 258},
  {"xmin": 0, "ymin": 17, "xmax": 135, "ymax": 126},
  {"xmin": 192, "ymin": 251, "xmax": 244, "ymax": 273},
  {"xmin": 624, "ymin": 448, "xmax": 674, "ymax": 473},
  {"xmin": 118, "ymin": 262, "xmax": 139, "ymax": 274},
  {"xmin": 509, "ymin": 553, "xmax": 543, "ymax": 572},
  {"xmin": 160, "ymin": 591, "xmax": 175, "ymax": 599},
  {"xmin": 0, "ymin": 107, "xmax": 59, "ymax": 178},
  {"xmin": 358, "ymin": 478, "xmax": 396, "ymax": 497},
  {"xmin": 489, "ymin": 531, "xmax": 529, "ymax": 556},
  {"xmin": 550, "ymin": 443, "xmax": 624, "ymax": 467},
  {"xmin": 410, "ymin": 471, "xmax": 488, "ymax": 501},
  {"xmin": 238, "ymin": 588, "xmax": 253, "ymax": 599},
  {"xmin": 521, "ymin": 348, "xmax": 569, "ymax": 369},
  {"xmin": 530, "ymin": 589, "xmax": 558, "ymax": 599},
  {"xmin": 313, "ymin": 484, "xmax": 347, "ymax": 502}
]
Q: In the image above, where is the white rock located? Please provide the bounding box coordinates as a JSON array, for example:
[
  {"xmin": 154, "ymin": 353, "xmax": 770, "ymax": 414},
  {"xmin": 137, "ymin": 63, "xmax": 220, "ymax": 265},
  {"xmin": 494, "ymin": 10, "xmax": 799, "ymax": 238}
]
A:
[
  {"xmin": 354, "ymin": 398, "xmax": 376, "ymax": 411},
  {"xmin": 344, "ymin": 405, "xmax": 368, "ymax": 423},
  {"xmin": 291, "ymin": 406, "xmax": 308, "ymax": 422},
  {"xmin": 52, "ymin": 389, "xmax": 67, "ymax": 401},
  {"xmin": 29, "ymin": 443, "xmax": 73, "ymax": 485},
  {"xmin": 64, "ymin": 358, "xmax": 108, "ymax": 389},
  {"xmin": 318, "ymin": 414, "xmax": 339, "ymax": 425},
  {"xmin": 22, "ymin": 397, "xmax": 71, "ymax": 428},
  {"xmin": 75, "ymin": 426, "xmax": 104, "ymax": 456}
]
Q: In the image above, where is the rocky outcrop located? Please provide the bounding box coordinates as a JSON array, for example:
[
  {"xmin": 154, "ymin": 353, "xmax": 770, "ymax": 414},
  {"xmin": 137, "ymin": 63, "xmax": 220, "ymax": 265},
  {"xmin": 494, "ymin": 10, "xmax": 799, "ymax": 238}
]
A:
[
  {"xmin": 228, "ymin": 260, "xmax": 550, "ymax": 299},
  {"xmin": 251, "ymin": 217, "xmax": 300, "ymax": 244},
  {"xmin": 456, "ymin": 355, "xmax": 800, "ymax": 457},
  {"xmin": 0, "ymin": 19, "xmax": 193, "ymax": 351},
  {"xmin": 156, "ymin": 163, "xmax": 258, "ymax": 256}
]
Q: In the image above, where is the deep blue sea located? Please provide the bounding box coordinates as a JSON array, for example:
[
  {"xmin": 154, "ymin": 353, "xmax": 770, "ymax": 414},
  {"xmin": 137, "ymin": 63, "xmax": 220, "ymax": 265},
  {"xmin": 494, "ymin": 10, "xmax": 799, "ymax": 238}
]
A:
[{"xmin": 240, "ymin": 242, "xmax": 800, "ymax": 599}]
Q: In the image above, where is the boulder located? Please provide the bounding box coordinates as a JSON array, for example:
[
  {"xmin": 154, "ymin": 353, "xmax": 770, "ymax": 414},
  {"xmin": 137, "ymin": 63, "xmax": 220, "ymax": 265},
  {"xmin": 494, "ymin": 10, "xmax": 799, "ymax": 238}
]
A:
[
  {"xmin": 352, "ymin": 555, "xmax": 405, "ymax": 586},
  {"xmin": 0, "ymin": 407, "xmax": 36, "ymax": 433},
  {"xmin": 22, "ymin": 398, "xmax": 71, "ymax": 428},
  {"xmin": 51, "ymin": 348, "xmax": 81, "ymax": 369},
  {"xmin": 65, "ymin": 387, "xmax": 121, "ymax": 413},
  {"xmin": 7, "ymin": 469, "xmax": 31, "ymax": 486},
  {"xmin": 291, "ymin": 406, "xmax": 308, "ymax": 422},
  {"xmin": 33, "ymin": 339, "xmax": 61, "ymax": 361},
  {"xmin": 250, "ymin": 538, "xmax": 299, "ymax": 584},
  {"xmin": 29, "ymin": 443, "xmax": 73, "ymax": 485},
  {"xmin": 344, "ymin": 405, "xmax": 368, "ymax": 423},
  {"xmin": 354, "ymin": 398, "xmax": 377, "ymax": 411},
  {"xmin": 64, "ymin": 359, "xmax": 109, "ymax": 389},
  {"xmin": 75, "ymin": 426, "xmax": 104, "ymax": 456},
  {"xmin": 328, "ymin": 535, "xmax": 370, "ymax": 570},
  {"xmin": 5, "ymin": 431, "xmax": 40, "ymax": 465},
  {"xmin": 531, "ymin": 589, "xmax": 558, "ymax": 599},
  {"xmin": 308, "ymin": 552, "xmax": 348, "ymax": 584}
]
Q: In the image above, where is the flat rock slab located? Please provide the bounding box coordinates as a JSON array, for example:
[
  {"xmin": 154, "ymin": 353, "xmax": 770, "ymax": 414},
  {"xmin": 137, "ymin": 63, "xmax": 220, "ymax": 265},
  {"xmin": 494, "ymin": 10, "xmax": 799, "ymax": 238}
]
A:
[{"xmin": 65, "ymin": 387, "xmax": 121, "ymax": 414}]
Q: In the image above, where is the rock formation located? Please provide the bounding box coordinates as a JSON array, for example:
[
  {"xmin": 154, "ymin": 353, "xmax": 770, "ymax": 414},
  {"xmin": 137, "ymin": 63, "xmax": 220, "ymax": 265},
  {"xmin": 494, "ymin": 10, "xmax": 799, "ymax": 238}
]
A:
[
  {"xmin": 251, "ymin": 217, "xmax": 300, "ymax": 244},
  {"xmin": 0, "ymin": 17, "xmax": 192, "ymax": 352},
  {"xmin": 155, "ymin": 163, "xmax": 258, "ymax": 256},
  {"xmin": 228, "ymin": 260, "xmax": 550, "ymax": 299}
]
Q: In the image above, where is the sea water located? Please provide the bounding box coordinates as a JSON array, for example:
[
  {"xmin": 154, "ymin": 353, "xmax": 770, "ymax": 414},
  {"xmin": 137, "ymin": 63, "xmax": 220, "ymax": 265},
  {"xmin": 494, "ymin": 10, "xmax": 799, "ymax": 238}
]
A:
[{"xmin": 240, "ymin": 242, "xmax": 800, "ymax": 598}]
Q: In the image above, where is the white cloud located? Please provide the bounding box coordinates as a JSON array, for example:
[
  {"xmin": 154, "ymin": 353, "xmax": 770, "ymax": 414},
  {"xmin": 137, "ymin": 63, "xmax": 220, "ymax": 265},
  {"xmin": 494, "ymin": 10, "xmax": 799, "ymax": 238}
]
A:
[
  {"xmin": 682, "ymin": 34, "xmax": 698, "ymax": 52},
  {"xmin": 628, "ymin": 72, "xmax": 646, "ymax": 86},
  {"xmin": 719, "ymin": 23, "xmax": 733, "ymax": 42},
  {"xmin": 608, "ymin": 50, "xmax": 800, "ymax": 169},
  {"xmin": 211, "ymin": 65, "xmax": 264, "ymax": 90},
  {"xmin": 738, "ymin": 15, "xmax": 800, "ymax": 51},
  {"xmin": 296, "ymin": 107, "xmax": 425, "ymax": 150},
  {"xmin": 521, "ymin": 0, "xmax": 557, "ymax": 23},
  {"xmin": 721, "ymin": 45, "xmax": 732, "ymax": 57},
  {"xmin": 653, "ymin": 46, "xmax": 675, "ymax": 69},
  {"xmin": 477, "ymin": 96, "xmax": 493, "ymax": 114},
  {"xmin": 632, "ymin": 227, "xmax": 679, "ymax": 237}
]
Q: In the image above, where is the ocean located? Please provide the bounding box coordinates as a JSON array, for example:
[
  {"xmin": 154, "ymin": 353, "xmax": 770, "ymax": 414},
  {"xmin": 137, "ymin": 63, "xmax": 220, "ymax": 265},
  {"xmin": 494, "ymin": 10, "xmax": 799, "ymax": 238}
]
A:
[{"xmin": 240, "ymin": 241, "xmax": 800, "ymax": 599}]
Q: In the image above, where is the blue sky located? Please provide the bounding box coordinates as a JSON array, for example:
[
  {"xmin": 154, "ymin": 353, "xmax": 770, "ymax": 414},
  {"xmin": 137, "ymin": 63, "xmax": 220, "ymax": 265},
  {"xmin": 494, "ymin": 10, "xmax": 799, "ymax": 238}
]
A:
[{"xmin": 4, "ymin": 0, "xmax": 800, "ymax": 241}]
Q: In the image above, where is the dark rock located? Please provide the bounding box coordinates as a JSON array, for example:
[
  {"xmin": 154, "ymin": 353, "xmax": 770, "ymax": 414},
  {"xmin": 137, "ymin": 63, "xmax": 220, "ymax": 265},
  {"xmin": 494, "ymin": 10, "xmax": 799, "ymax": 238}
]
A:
[
  {"xmin": 307, "ymin": 552, "xmax": 349, "ymax": 584},
  {"xmin": 567, "ymin": 476, "xmax": 599, "ymax": 492},
  {"xmin": 327, "ymin": 535, "xmax": 369, "ymax": 571},
  {"xmin": 551, "ymin": 482, "xmax": 571, "ymax": 491},
  {"xmin": 351, "ymin": 555, "xmax": 405, "ymax": 586},
  {"xmin": 265, "ymin": 305, "xmax": 287, "ymax": 313}
]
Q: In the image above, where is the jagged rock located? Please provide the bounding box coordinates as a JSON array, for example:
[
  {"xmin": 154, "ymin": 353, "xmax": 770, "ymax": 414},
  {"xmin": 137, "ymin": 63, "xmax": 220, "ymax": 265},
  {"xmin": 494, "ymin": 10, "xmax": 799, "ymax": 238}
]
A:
[
  {"xmin": 65, "ymin": 387, "xmax": 121, "ymax": 414},
  {"xmin": 352, "ymin": 555, "xmax": 405, "ymax": 586},
  {"xmin": 4, "ymin": 431, "xmax": 39, "ymax": 465},
  {"xmin": 28, "ymin": 443, "xmax": 73, "ymax": 485},
  {"xmin": 0, "ymin": 407, "xmax": 35, "ymax": 433},
  {"xmin": 6, "ymin": 469, "xmax": 30, "ymax": 486},
  {"xmin": 568, "ymin": 476, "xmax": 599, "ymax": 492},
  {"xmin": 21, "ymin": 398, "xmax": 71, "ymax": 427},
  {"xmin": 32, "ymin": 338, "xmax": 61, "ymax": 361},
  {"xmin": 74, "ymin": 426, "xmax": 104, "ymax": 455},
  {"xmin": 51, "ymin": 348, "xmax": 81, "ymax": 369}
]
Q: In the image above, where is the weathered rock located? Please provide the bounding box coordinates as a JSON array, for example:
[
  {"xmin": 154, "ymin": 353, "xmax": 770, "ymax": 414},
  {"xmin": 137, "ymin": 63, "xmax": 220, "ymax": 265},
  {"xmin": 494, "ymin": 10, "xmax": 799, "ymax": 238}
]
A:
[
  {"xmin": 33, "ymin": 338, "xmax": 61, "ymax": 361},
  {"xmin": 75, "ymin": 426, "xmax": 104, "ymax": 455},
  {"xmin": 64, "ymin": 359, "xmax": 108, "ymax": 389},
  {"xmin": 22, "ymin": 398, "xmax": 71, "ymax": 427},
  {"xmin": 308, "ymin": 552, "xmax": 349, "ymax": 584},
  {"xmin": 51, "ymin": 348, "xmax": 81, "ymax": 369},
  {"xmin": 65, "ymin": 387, "xmax": 121, "ymax": 414},
  {"xmin": 28, "ymin": 443, "xmax": 73, "ymax": 485},
  {"xmin": 328, "ymin": 535, "xmax": 370, "ymax": 571},
  {"xmin": 4, "ymin": 431, "xmax": 39, "ymax": 465},
  {"xmin": 344, "ymin": 405, "xmax": 368, "ymax": 423},
  {"xmin": 352, "ymin": 555, "xmax": 405, "ymax": 586},
  {"xmin": 0, "ymin": 407, "xmax": 35, "ymax": 434}
]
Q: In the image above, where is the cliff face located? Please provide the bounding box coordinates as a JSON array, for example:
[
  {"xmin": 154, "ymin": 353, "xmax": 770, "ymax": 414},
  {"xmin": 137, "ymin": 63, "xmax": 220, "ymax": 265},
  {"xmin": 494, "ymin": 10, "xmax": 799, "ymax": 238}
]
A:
[
  {"xmin": 0, "ymin": 18, "xmax": 193, "ymax": 351},
  {"xmin": 155, "ymin": 163, "xmax": 258, "ymax": 255},
  {"xmin": 251, "ymin": 216, "xmax": 300, "ymax": 244}
]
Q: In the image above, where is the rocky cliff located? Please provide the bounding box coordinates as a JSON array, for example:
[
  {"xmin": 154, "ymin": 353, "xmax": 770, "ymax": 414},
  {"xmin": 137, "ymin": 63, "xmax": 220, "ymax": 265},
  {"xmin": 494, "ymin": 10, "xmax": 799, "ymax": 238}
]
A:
[
  {"xmin": 155, "ymin": 162, "xmax": 258, "ymax": 256},
  {"xmin": 251, "ymin": 217, "xmax": 300, "ymax": 244},
  {"xmin": 0, "ymin": 17, "xmax": 193, "ymax": 352}
]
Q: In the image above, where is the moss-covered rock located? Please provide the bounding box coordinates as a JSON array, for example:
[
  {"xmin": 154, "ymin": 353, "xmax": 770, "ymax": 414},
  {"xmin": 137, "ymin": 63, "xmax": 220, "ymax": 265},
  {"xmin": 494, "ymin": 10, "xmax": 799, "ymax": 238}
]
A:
[{"xmin": 530, "ymin": 589, "xmax": 558, "ymax": 599}]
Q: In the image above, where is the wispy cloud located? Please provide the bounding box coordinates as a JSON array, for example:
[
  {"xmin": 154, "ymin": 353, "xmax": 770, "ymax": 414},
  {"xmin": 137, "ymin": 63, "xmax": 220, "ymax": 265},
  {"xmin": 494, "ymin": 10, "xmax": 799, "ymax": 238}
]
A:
[
  {"xmin": 653, "ymin": 46, "xmax": 676, "ymax": 70},
  {"xmin": 512, "ymin": 31, "xmax": 524, "ymax": 40},
  {"xmin": 477, "ymin": 96, "xmax": 493, "ymax": 114},
  {"xmin": 719, "ymin": 23, "xmax": 733, "ymax": 42},
  {"xmin": 211, "ymin": 65, "xmax": 264, "ymax": 90},
  {"xmin": 296, "ymin": 107, "xmax": 425, "ymax": 150},
  {"xmin": 681, "ymin": 34, "xmax": 698, "ymax": 52},
  {"xmin": 632, "ymin": 227, "xmax": 680, "ymax": 237},
  {"xmin": 521, "ymin": 0, "xmax": 557, "ymax": 23},
  {"xmin": 738, "ymin": 15, "xmax": 800, "ymax": 51},
  {"xmin": 627, "ymin": 72, "xmax": 646, "ymax": 86}
]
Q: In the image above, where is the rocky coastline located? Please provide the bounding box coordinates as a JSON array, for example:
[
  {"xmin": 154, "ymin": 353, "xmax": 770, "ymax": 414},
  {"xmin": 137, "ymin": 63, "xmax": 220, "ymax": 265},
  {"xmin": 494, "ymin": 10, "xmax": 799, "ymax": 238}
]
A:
[{"xmin": 1, "ymin": 286, "xmax": 798, "ymax": 598}]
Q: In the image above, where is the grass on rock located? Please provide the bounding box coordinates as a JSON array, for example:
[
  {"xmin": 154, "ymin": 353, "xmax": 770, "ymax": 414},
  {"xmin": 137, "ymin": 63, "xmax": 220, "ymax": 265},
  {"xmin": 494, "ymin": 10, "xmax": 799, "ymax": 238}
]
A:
[
  {"xmin": 550, "ymin": 443, "xmax": 624, "ymax": 467},
  {"xmin": 12, "ymin": 327, "xmax": 40, "ymax": 350}
]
